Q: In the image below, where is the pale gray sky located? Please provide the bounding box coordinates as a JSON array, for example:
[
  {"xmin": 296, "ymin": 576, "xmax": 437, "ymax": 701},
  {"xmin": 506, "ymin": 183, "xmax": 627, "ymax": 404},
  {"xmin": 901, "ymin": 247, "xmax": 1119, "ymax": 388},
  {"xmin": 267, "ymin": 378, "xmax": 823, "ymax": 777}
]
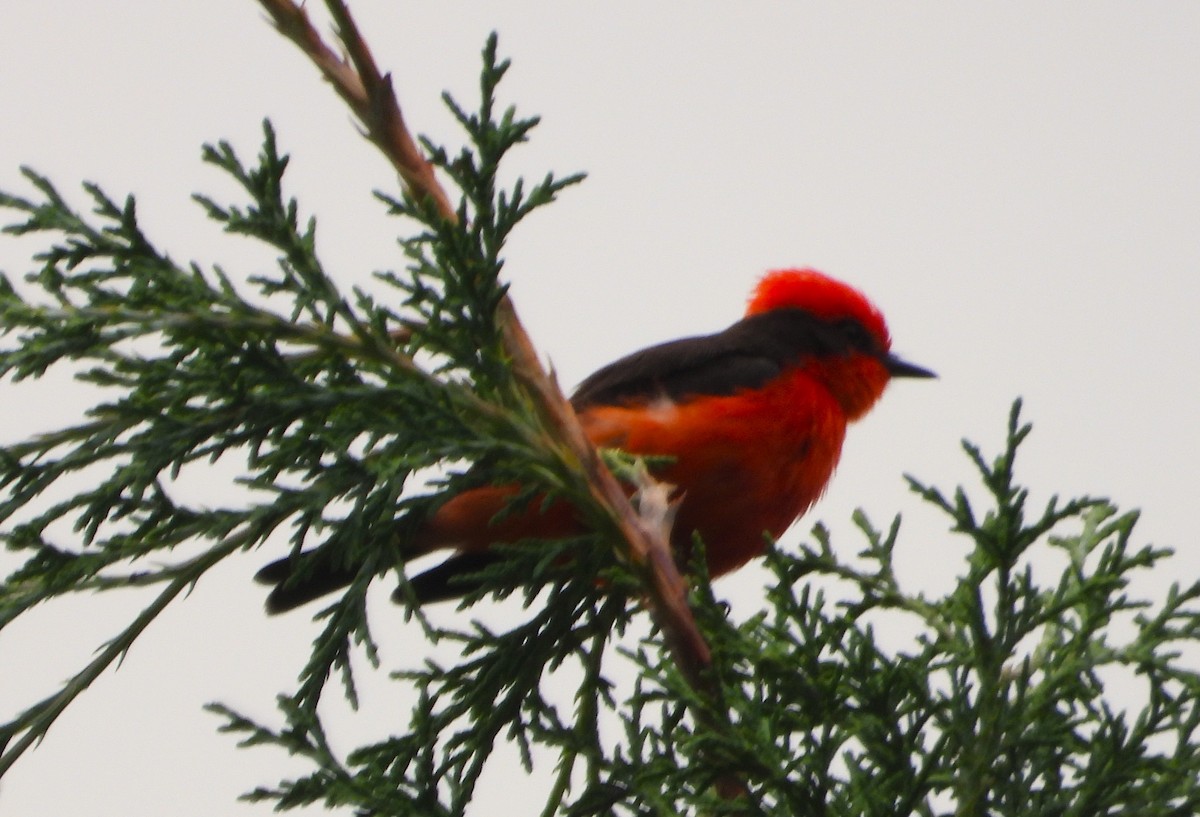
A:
[{"xmin": 1, "ymin": 3, "xmax": 1198, "ymax": 815}]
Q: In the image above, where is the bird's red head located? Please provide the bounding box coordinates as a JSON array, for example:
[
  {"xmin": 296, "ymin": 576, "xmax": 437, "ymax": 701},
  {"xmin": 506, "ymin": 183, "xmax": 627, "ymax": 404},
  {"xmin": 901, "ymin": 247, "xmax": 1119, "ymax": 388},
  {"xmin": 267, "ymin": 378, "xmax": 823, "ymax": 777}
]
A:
[
  {"xmin": 746, "ymin": 268, "xmax": 891, "ymax": 351},
  {"xmin": 745, "ymin": 268, "xmax": 932, "ymax": 420}
]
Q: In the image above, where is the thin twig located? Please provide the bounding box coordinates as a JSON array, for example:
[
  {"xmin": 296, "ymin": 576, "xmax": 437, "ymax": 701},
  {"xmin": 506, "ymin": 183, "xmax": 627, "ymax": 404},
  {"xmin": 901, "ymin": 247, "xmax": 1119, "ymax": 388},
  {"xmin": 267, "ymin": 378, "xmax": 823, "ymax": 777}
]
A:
[
  {"xmin": 256, "ymin": 0, "xmax": 456, "ymax": 221},
  {"xmin": 0, "ymin": 534, "xmax": 245, "ymax": 776}
]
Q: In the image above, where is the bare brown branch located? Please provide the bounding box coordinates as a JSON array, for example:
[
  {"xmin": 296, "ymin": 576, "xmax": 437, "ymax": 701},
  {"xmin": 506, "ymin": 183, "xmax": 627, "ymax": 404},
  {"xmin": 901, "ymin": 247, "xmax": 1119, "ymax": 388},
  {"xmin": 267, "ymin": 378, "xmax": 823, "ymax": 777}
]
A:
[
  {"xmin": 255, "ymin": 0, "xmax": 456, "ymax": 221},
  {"xmin": 256, "ymin": 0, "xmax": 737, "ymax": 797}
]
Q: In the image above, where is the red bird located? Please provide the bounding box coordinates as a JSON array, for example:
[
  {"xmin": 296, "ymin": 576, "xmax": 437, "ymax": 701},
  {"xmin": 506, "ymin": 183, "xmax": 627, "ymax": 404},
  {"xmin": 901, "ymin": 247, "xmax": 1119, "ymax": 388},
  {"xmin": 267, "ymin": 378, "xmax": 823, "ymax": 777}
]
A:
[{"xmin": 259, "ymin": 268, "xmax": 933, "ymax": 611}]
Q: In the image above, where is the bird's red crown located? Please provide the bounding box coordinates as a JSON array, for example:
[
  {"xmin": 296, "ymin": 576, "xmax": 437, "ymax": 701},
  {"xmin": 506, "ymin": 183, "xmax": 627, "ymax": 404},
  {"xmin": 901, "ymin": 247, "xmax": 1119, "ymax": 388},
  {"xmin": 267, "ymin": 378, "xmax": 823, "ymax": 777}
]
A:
[{"xmin": 746, "ymin": 268, "xmax": 891, "ymax": 351}]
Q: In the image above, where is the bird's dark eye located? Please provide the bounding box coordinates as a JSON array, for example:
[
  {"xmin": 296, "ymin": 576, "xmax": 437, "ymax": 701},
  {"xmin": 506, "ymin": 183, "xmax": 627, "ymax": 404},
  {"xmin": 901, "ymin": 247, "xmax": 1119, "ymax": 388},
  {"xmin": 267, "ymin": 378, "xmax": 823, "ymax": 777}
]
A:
[{"xmin": 836, "ymin": 319, "xmax": 877, "ymax": 353}]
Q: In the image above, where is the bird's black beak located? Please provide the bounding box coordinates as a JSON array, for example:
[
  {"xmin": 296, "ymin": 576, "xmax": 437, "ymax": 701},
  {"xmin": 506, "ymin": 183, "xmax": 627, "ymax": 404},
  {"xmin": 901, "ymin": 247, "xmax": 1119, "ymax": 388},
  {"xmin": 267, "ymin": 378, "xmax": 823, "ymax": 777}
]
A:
[{"xmin": 885, "ymin": 353, "xmax": 936, "ymax": 379}]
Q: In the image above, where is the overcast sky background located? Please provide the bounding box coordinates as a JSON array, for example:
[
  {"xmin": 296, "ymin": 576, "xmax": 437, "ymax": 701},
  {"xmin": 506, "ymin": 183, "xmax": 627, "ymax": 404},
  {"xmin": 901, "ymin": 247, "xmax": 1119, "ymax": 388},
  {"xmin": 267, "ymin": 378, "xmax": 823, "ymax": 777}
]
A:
[{"xmin": 1, "ymin": 3, "xmax": 1198, "ymax": 815}]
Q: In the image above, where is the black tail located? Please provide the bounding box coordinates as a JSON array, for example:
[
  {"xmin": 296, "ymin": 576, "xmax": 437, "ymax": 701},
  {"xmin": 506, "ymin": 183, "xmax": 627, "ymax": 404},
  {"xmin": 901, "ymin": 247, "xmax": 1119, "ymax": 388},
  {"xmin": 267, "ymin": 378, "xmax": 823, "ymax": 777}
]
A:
[
  {"xmin": 256, "ymin": 550, "xmax": 504, "ymax": 613},
  {"xmin": 255, "ymin": 553, "xmax": 362, "ymax": 614}
]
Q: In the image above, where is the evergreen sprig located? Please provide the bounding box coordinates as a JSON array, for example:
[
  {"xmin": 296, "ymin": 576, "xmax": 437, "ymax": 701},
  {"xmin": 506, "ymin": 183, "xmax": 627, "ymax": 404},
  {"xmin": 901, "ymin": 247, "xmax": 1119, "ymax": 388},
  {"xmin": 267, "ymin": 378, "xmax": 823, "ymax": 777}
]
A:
[
  {"xmin": 597, "ymin": 401, "xmax": 1200, "ymax": 816},
  {"xmin": 0, "ymin": 37, "xmax": 593, "ymax": 781}
]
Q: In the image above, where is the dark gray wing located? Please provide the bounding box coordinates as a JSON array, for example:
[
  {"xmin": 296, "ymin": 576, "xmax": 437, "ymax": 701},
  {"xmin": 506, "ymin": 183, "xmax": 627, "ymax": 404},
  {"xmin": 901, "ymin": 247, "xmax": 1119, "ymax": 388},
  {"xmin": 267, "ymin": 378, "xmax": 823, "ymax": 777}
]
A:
[{"xmin": 570, "ymin": 308, "xmax": 854, "ymax": 410}]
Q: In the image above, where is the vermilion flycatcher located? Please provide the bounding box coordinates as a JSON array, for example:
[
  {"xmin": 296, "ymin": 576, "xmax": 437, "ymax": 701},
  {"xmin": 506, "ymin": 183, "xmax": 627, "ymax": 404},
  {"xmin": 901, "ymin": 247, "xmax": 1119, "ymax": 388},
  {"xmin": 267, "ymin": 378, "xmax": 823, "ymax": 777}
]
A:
[{"xmin": 259, "ymin": 268, "xmax": 933, "ymax": 610}]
